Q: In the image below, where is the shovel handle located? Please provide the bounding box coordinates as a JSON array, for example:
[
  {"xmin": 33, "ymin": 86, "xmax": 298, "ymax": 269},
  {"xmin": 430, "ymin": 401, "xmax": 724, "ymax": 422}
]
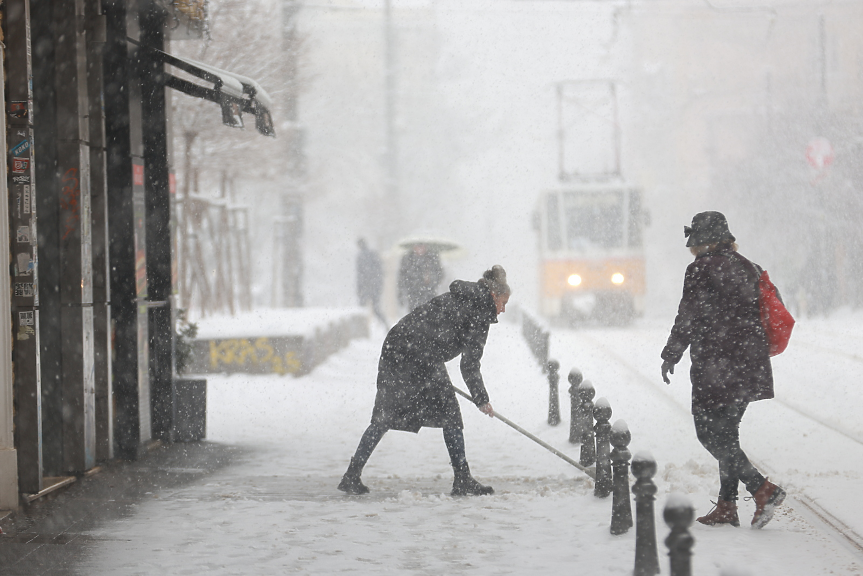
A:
[{"xmin": 453, "ymin": 386, "xmax": 596, "ymax": 479}]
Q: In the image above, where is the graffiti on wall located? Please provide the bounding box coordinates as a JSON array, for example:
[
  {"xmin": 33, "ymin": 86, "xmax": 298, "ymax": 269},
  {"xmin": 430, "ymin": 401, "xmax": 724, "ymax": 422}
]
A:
[{"xmin": 208, "ymin": 337, "xmax": 302, "ymax": 375}]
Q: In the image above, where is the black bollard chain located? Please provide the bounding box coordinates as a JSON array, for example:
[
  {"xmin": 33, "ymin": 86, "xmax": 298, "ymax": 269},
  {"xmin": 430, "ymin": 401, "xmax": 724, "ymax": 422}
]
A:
[
  {"xmin": 567, "ymin": 368, "xmax": 583, "ymax": 443},
  {"xmin": 610, "ymin": 419, "xmax": 633, "ymax": 535},
  {"xmin": 578, "ymin": 381, "xmax": 596, "ymax": 466},
  {"xmin": 664, "ymin": 495, "xmax": 695, "ymax": 576},
  {"xmin": 547, "ymin": 360, "xmax": 561, "ymax": 426},
  {"xmin": 632, "ymin": 452, "xmax": 660, "ymax": 576},
  {"xmin": 593, "ymin": 398, "xmax": 612, "ymax": 498}
]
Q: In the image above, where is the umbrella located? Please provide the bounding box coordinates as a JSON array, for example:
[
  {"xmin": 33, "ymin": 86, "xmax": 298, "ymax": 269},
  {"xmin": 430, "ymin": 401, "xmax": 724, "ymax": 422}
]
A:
[{"xmin": 397, "ymin": 236, "xmax": 461, "ymax": 253}]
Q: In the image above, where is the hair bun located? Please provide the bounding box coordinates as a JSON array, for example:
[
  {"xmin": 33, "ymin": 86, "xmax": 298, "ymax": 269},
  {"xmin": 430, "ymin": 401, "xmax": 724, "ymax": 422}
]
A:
[{"xmin": 480, "ymin": 265, "xmax": 511, "ymax": 296}]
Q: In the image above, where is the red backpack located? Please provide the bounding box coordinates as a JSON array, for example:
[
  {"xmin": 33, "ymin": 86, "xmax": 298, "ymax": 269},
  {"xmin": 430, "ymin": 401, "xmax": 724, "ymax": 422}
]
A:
[{"xmin": 730, "ymin": 254, "xmax": 795, "ymax": 356}]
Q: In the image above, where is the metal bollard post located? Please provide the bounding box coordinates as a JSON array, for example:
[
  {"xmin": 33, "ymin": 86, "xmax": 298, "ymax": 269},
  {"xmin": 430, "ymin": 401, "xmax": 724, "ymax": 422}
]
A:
[
  {"xmin": 567, "ymin": 368, "xmax": 583, "ymax": 443},
  {"xmin": 593, "ymin": 397, "xmax": 612, "ymax": 498},
  {"xmin": 539, "ymin": 330, "xmax": 550, "ymax": 367},
  {"xmin": 664, "ymin": 494, "xmax": 695, "ymax": 576},
  {"xmin": 547, "ymin": 360, "xmax": 561, "ymax": 426},
  {"xmin": 632, "ymin": 451, "xmax": 660, "ymax": 576},
  {"xmin": 610, "ymin": 419, "xmax": 633, "ymax": 535},
  {"xmin": 578, "ymin": 381, "xmax": 596, "ymax": 466}
]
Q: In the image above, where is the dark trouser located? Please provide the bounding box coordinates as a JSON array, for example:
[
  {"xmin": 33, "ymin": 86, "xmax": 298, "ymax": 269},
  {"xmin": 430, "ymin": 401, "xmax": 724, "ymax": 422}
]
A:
[
  {"xmin": 351, "ymin": 423, "xmax": 467, "ymax": 471},
  {"xmin": 369, "ymin": 298, "xmax": 387, "ymax": 329},
  {"xmin": 693, "ymin": 403, "xmax": 765, "ymax": 502}
]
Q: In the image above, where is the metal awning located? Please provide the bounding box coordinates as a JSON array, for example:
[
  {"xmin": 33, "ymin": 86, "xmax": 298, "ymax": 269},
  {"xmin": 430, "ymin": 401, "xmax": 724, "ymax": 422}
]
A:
[{"xmin": 134, "ymin": 41, "xmax": 275, "ymax": 137}]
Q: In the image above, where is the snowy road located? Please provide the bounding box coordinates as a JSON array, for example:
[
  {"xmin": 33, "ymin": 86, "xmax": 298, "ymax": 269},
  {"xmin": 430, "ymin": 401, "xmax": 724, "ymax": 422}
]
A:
[
  {"xmin": 77, "ymin": 314, "xmax": 863, "ymax": 575},
  {"xmin": 550, "ymin": 316, "xmax": 863, "ymax": 556}
]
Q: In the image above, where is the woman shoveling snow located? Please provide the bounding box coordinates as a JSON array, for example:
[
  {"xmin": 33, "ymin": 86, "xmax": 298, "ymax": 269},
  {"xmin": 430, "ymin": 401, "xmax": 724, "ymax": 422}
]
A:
[{"xmin": 338, "ymin": 265, "xmax": 511, "ymax": 497}]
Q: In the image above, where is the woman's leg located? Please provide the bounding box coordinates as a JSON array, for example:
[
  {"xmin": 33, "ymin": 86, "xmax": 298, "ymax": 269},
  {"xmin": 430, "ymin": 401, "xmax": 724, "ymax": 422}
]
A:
[
  {"xmin": 443, "ymin": 427, "xmax": 493, "ymax": 496},
  {"xmin": 694, "ymin": 403, "xmax": 764, "ymax": 501},
  {"xmin": 443, "ymin": 427, "xmax": 466, "ymax": 468},
  {"xmin": 339, "ymin": 423, "xmax": 388, "ymax": 494},
  {"xmin": 352, "ymin": 423, "xmax": 388, "ymax": 468}
]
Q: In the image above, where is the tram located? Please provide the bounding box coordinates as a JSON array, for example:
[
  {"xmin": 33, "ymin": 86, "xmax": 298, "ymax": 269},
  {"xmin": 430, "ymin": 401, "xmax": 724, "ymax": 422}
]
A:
[{"xmin": 534, "ymin": 183, "xmax": 647, "ymax": 325}]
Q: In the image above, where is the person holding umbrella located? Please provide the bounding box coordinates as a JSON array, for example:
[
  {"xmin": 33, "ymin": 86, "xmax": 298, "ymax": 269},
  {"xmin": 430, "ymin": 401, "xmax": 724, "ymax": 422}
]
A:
[
  {"xmin": 398, "ymin": 243, "xmax": 445, "ymax": 311},
  {"xmin": 338, "ymin": 265, "xmax": 511, "ymax": 497},
  {"xmin": 661, "ymin": 211, "xmax": 786, "ymax": 529}
]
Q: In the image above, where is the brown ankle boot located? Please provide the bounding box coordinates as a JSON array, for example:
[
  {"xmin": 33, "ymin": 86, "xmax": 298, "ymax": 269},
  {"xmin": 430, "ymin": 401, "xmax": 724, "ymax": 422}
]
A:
[
  {"xmin": 696, "ymin": 499, "xmax": 740, "ymax": 527},
  {"xmin": 751, "ymin": 479, "xmax": 786, "ymax": 529}
]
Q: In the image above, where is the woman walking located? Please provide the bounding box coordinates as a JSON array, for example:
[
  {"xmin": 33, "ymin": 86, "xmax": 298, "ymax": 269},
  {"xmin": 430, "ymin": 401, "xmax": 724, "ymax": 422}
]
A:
[
  {"xmin": 339, "ymin": 265, "xmax": 511, "ymax": 497},
  {"xmin": 661, "ymin": 212, "xmax": 786, "ymax": 529}
]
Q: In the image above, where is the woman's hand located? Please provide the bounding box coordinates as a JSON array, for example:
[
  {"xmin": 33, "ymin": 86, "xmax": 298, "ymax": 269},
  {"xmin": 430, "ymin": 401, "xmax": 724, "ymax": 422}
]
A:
[
  {"xmin": 661, "ymin": 360, "xmax": 675, "ymax": 384},
  {"xmin": 479, "ymin": 403, "xmax": 494, "ymax": 417}
]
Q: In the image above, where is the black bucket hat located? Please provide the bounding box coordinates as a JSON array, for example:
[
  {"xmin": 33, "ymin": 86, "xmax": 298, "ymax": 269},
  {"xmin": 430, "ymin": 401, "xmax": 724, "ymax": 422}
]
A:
[{"xmin": 684, "ymin": 211, "xmax": 735, "ymax": 247}]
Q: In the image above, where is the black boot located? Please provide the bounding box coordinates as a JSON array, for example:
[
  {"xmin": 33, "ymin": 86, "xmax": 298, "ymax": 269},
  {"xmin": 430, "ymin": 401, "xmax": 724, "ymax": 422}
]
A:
[
  {"xmin": 451, "ymin": 461, "xmax": 494, "ymax": 496},
  {"xmin": 338, "ymin": 458, "xmax": 369, "ymax": 495}
]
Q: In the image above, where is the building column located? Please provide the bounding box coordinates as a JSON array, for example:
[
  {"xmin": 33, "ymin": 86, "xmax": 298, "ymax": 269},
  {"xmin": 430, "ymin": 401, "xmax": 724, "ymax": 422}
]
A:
[
  {"xmin": 0, "ymin": 40, "xmax": 20, "ymax": 509},
  {"xmin": 85, "ymin": 0, "xmax": 113, "ymax": 462},
  {"xmin": 5, "ymin": 0, "xmax": 42, "ymax": 497},
  {"xmin": 104, "ymin": 0, "xmax": 150, "ymax": 460},
  {"xmin": 30, "ymin": 0, "xmax": 63, "ymax": 478},
  {"xmin": 53, "ymin": 0, "xmax": 96, "ymax": 473},
  {"xmin": 140, "ymin": 5, "xmax": 174, "ymax": 441}
]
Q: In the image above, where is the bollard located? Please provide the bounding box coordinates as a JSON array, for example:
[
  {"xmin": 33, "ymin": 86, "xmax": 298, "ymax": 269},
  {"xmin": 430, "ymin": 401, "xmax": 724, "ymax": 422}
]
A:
[
  {"xmin": 538, "ymin": 330, "xmax": 550, "ymax": 367},
  {"xmin": 547, "ymin": 360, "xmax": 561, "ymax": 426},
  {"xmin": 593, "ymin": 397, "xmax": 612, "ymax": 498},
  {"xmin": 578, "ymin": 380, "xmax": 596, "ymax": 466},
  {"xmin": 609, "ymin": 419, "xmax": 633, "ymax": 535},
  {"xmin": 664, "ymin": 494, "xmax": 695, "ymax": 576},
  {"xmin": 567, "ymin": 368, "xmax": 583, "ymax": 443},
  {"xmin": 632, "ymin": 451, "xmax": 660, "ymax": 576}
]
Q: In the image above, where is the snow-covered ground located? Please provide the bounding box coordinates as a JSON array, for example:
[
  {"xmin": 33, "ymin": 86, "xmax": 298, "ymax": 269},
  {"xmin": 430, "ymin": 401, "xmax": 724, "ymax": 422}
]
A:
[{"xmin": 80, "ymin": 311, "xmax": 863, "ymax": 575}]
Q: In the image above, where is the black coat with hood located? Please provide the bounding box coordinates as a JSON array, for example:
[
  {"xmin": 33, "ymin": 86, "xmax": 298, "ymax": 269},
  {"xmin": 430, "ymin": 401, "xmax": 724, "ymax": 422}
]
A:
[
  {"xmin": 661, "ymin": 247, "xmax": 774, "ymax": 414},
  {"xmin": 371, "ymin": 279, "xmax": 498, "ymax": 432}
]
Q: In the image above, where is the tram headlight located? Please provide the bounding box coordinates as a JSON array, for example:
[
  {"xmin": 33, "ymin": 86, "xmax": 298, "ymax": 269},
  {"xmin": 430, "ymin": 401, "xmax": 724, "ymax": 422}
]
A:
[
  {"xmin": 567, "ymin": 274, "xmax": 582, "ymax": 287},
  {"xmin": 611, "ymin": 273, "xmax": 625, "ymax": 285}
]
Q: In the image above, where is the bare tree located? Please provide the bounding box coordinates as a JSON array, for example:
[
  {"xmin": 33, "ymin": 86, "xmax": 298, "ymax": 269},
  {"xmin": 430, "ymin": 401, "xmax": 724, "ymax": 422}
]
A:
[{"xmin": 170, "ymin": 0, "xmax": 306, "ymax": 315}]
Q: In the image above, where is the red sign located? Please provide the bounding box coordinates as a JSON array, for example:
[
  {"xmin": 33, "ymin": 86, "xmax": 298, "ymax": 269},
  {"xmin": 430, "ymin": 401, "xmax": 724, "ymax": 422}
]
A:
[
  {"xmin": 805, "ymin": 137, "xmax": 834, "ymax": 170},
  {"xmin": 169, "ymin": 173, "xmax": 176, "ymax": 195},
  {"xmin": 11, "ymin": 157, "xmax": 29, "ymax": 174},
  {"xmin": 8, "ymin": 102, "xmax": 27, "ymax": 119},
  {"xmin": 133, "ymin": 163, "xmax": 145, "ymax": 186}
]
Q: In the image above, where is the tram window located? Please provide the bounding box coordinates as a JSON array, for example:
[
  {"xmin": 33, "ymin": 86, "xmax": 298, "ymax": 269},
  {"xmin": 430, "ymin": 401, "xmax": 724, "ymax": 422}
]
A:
[
  {"xmin": 547, "ymin": 194, "xmax": 562, "ymax": 250},
  {"xmin": 562, "ymin": 191, "xmax": 624, "ymax": 250},
  {"xmin": 628, "ymin": 191, "xmax": 643, "ymax": 248}
]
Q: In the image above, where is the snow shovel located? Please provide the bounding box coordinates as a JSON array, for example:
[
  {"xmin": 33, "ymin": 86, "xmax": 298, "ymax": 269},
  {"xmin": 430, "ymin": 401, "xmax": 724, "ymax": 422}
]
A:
[{"xmin": 452, "ymin": 386, "xmax": 596, "ymax": 480}]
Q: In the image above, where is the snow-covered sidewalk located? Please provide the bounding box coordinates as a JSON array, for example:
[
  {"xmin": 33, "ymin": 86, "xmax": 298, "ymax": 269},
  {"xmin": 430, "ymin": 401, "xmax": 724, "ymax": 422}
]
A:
[{"xmin": 77, "ymin": 317, "xmax": 862, "ymax": 575}]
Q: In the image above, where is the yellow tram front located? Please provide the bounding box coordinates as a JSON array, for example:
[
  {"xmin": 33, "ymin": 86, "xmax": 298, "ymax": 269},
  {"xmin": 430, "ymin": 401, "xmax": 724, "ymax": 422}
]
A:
[{"xmin": 535, "ymin": 184, "xmax": 647, "ymax": 325}]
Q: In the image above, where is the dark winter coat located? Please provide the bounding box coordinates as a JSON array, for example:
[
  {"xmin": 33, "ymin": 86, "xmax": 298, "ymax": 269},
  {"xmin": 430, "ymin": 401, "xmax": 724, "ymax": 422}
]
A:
[
  {"xmin": 661, "ymin": 248, "xmax": 774, "ymax": 414},
  {"xmin": 397, "ymin": 251, "xmax": 445, "ymax": 311},
  {"xmin": 371, "ymin": 279, "xmax": 498, "ymax": 432},
  {"xmin": 357, "ymin": 246, "xmax": 384, "ymax": 304}
]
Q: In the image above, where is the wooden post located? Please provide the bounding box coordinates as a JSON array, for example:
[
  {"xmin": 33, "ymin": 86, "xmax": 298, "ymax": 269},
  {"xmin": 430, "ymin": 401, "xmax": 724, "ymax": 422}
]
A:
[
  {"xmin": 593, "ymin": 397, "xmax": 612, "ymax": 498},
  {"xmin": 632, "ymin": 451, "xmax": 660, "ymax": 576},
  {"xmin": 609, "ymin": 419, "xmax": 633, "ymax": 535}
]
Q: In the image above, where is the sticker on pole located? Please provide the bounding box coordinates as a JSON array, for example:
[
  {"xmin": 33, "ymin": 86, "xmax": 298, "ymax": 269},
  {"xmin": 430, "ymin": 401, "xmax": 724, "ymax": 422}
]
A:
[{"xmin": 11, "ymin": 157, "xmax": 29, "ymax": 174}]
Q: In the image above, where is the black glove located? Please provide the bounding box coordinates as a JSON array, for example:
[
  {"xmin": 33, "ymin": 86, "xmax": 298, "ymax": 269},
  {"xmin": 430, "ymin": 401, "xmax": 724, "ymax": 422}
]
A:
[{"xmin": 661, "ymin": 360, "xmax": 675, "ymax": 384}]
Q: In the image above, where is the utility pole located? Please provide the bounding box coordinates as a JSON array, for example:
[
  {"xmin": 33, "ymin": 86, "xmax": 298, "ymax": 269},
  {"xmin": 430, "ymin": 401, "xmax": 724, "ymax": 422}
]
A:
[
  {"xmin": 383, "ymin": 0, "xmax": 399, "ymax": 244},
  {"xmin": 279, "ymin": 0, "xmax": 304, "ymax": 308}
]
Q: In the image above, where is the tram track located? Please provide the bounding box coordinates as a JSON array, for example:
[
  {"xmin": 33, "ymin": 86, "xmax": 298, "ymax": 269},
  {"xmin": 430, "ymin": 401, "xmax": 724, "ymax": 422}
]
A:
[
  {"xmin": 791, "ymin": 339, "xmax": 863, "ymax": 365},
  {"xmin": 554, "ymin": 328, "xmax": 863, "ymax": 564},
  {"xmin": 570, "ymin": 330, "xmax": 863, "ymax": 448}
]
